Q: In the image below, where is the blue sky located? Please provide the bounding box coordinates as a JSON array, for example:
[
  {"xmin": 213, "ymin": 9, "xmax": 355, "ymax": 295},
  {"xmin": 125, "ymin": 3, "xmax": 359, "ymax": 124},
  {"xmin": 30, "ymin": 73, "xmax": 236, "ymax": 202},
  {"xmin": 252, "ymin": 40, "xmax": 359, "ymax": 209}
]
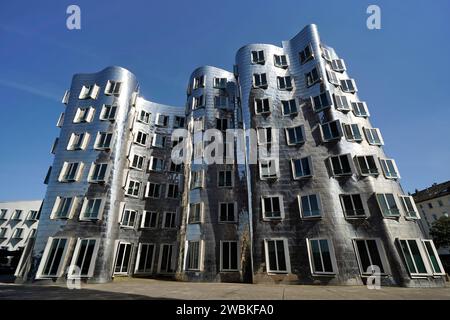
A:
[{"xmin": 0, "ymin": 0, "xmax": 449, "ymax": 200}]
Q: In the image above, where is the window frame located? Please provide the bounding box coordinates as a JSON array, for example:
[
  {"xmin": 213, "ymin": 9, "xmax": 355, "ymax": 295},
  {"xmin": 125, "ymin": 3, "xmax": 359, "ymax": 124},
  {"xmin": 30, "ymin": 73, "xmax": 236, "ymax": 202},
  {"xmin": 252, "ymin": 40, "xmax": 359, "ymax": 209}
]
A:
[
  {"xmin": 253, "ymin": 73, "xmax": 268, "ymax": 88},
  {"xmin": 352, "ymin": 238, "xmax": 389, "ymax": 276},
  {"xmin": 141, "ymin": 210, "xmax": 159, "ymax": 229},
  {"xmin": 218, "ymin": 202, "xmax": 237, "ymax": 223},
  {"xmin": 298, "ymin": 194, "xmax": 322, "ymax": 219},
  {"xmin": 306, "ymin": 238, "xmax": 338, "ymax": 276},
  {"xmin": 220, "ymin": 240, "xmax": 239, "ymax": 272},
  {"xmin": 79, "ymin": 197, "xmax": 105, "ymax": 220},
  {"xmin": 320, "ymin": 120, "xmax": 343, "ymax": 142},
  {"xmin": 351, "ymin": 101, "xmax": 370, "ymax": 117},
  {"xmin": 100, "ymin": 104, "xmax": 117, "ymax": 121},
  {"xmin": 285, "ymin": 125, "xmax": 305, "ymax": 145},
  {"xmin": 399, "ymin": 195, "xmax": 420, "ymax": 220},
  {"xmin": 299, "ymin": 43, "xmax": 314, "ymax": 64},
  {"xmin": 273, "ymin": 54, "xmax": 288, "ymax": 68},
  {"xmin": 379, "ymin": 158, "xmax": 400, "ymax": 179},
  {"xmin": 343, "ymin": 123, "xmax": 362, "ymax": 142},
  {"xmin": 376, "ymin": 193, "xmax": 401, "ymax": 218},
  {"xmin": 355, "ymin": 155, "xmax": 379, "ymax": 177},
  {"xmin": 134, "ymin": 243, "xmax": 156, "ymax": 275},
  {"xmin": 277, "ymin": 76, "xmax": 293, "ymax": 90},
  {"xmin": 291, "ymin": 157, "xmax": 313, "ymax": 179},
  {"xmin": 251, "ymin": 50, "xmax": 265, "ymax": 64},
  {"xmin": 36, "ymin": 237, "xmax": 71, "ymax": 279},
  {"xmin": 340, "ymin": 79, "xmax": 357, "ymax": 93},
  {"xmin": 340, "ymin": 194, "xmax": 367, "ymax": 219},
  {"xmin": 329, "ymin": 154, "xmax": 353, "ymax": 177},
  {"xmin": 67, "ymin": 238, "xmax": 100, "ymax": 279},
  {"xmin": 261, "ymin": 195, "xmax": 284, "ymax": 220},
  {"xmin": 104, "ymin": 80, "xmax": 122, "ymax": 96},
  {"xmin": 264, "ymin": 238, "xmax": 291, "ymax": 274},
  {"xmin": 73, "ymin": 107, "xmax": 95, "ymax": 123}
]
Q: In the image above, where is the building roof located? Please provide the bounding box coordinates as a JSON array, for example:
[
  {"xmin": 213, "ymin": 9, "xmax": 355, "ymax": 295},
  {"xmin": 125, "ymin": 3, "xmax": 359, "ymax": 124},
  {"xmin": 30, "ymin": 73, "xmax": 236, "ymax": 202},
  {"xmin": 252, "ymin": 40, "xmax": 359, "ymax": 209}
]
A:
[{"xmin": 412, "ymin": 180, "xmax": 450, "ymax": 203}]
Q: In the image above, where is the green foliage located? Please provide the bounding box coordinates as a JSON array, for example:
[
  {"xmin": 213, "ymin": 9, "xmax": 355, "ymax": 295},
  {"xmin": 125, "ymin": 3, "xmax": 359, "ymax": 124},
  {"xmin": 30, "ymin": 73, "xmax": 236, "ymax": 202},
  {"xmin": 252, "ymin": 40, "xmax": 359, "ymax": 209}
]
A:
[{"xmin": 430, "ymin": 216, "xmax": 450, "ymax": 249}]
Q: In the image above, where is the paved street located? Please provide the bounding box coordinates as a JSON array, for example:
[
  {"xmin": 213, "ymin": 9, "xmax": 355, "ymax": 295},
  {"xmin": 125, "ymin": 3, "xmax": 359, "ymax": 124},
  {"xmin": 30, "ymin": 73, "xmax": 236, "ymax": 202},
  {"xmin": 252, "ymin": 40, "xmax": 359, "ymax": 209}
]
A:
[{"xmin": 0, "ymin": 278, "xmax": 449, "ymax": 300}]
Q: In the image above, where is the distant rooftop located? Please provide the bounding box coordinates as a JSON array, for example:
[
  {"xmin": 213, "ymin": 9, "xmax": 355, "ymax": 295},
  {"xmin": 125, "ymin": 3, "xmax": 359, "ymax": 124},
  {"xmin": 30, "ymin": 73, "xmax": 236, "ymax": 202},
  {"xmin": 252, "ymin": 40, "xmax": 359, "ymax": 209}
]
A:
[{"xmin": 412, "ymin": 180, "xmax": 450, "ymax": 203}]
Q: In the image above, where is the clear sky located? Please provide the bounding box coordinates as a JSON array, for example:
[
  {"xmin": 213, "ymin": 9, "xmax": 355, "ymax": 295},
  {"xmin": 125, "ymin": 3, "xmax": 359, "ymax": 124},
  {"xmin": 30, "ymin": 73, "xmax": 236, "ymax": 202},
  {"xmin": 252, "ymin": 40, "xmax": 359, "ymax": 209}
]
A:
[{"xmin": 0, "ymin": 0, "xmax": 449, "ymax": 201}]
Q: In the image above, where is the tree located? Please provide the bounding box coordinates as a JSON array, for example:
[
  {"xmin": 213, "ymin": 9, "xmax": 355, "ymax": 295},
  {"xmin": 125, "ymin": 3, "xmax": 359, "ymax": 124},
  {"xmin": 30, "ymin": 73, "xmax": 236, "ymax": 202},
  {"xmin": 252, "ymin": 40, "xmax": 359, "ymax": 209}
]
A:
[{"xmin": 430, "ymin": 216, "xmax": 450, "ymax": 249}]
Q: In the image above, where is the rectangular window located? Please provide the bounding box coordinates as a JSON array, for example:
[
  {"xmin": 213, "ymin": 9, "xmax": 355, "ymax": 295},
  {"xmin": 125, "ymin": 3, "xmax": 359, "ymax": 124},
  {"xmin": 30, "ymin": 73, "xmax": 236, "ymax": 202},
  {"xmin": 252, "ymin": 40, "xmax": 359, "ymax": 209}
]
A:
[
  {"xmin": 51, "ymin": 197, "xmax": 76, "ymax": 219},
  {"xmin": 257, "ymin": 127, "xmax": 272, "ymax": 146},
  {"xmin": 329, "ymin": 154, "xmax": 353, "ymax": 176},
  {"xmin": 134, "ymin": 131, "xmax": 148, "ymax": 146},
  {"xmin": 192, "ymin": 95, "xmax": 205, "ymax": 109},
  {"xmin": 333, "ymin": 94, "xmax": 350, "ymax": 111},
  {"xmin": 114, "ymin": 242, "xmax": 132, "ymax": 274},
  {"xmin": 351, "ymin": 102, "xmax": 370, "ymax": 117},
  {"xmin": 398, "ymin": 239, "xmax": 429, "ymax": 276},
  {"xmin": 80, "ymin": 198, "xmax": 103, "ymax": 220},
  {"xmin": 340, "ymin": 194, "xmax": 366, "ymax": 218},
  {"xmin": 79, "ymin": 84, "xmax": 99, "ymax": 100},
  {"xmin": 274, "ymin": 54, "xmax": 288, "ymax": 68},
  {"xmin": 12, "ymin": 228, "xmax": 24, "ymax": 239},
  {"xmin": 27, "ymin": 210, "xmax": 39, "ymax": 221},
  {"xmin": 218, "ymin": 170, "xmax": 233, "ymax": 187},
  {"xmin": 0, "ymin": 228, "xmax": 7, "ymax": 238},
  {"xmin": 216, "ymin": 118, "xmax": 228, "ymax": 131},
  {"xmin": 56, "ymin": 112, "xmax": 65, "ymax": 127},
  {"xmin": 221, "ymin": 241, "xmax": 238, "ymax": 271},
  {"xmin": 67, "ymin": 132, "xmax": 89, "ymax": 151},
  {"xmin": 340, "ymin": 79, "xmax": 357, "ymax": 93},
  {"xmin": 189, "ymin": 203, "xmax": 203, "ymax": 223},
  {"xmin": 135, "ymin": 243, "xmax": 155, "ymax": 274},
  {"xmin": 137, "ymin": 110, "xmax": 151, "ymax": 124},
  {"xmin": 174, "ymin": 116, "xmax": 185, "ymax": 128},
  {"xmin": 251, "ymin": 50, "xmax": 265, "ymax": 64},
  {"xmin": 121, "ymin": 209, "xmax": 137, "ymax": 228},
  {"xmin": 104, "ymin": 80, "xmax": 122, "ymax": 96},
  {"xmin": 59, "ymin": 162, "xmax": 83, "ymax": 182},
  {"xmin": 186, "ymin": 241, "xmax": 202, "ymax": 270},
  {"xmin": 376, "ymin": 193, "xmax": 400, "ymax": 218},
  {"xmin": 155, "ymin": 114, "xmax": 169, "ymax": 127},
  {"xmin": 130, "ymin": 154, "xmax": 145, "ymax": 170},
  {"xmin": 152, "ymin": 134, "xmax": 167, "ymax": 148},
  {"xmin": 327, "ymin": 70, "xmax": 340, "ymax": 86},
  {"xmin": 0, "ymin": 209, "xmax": 7, "ymax": 220},
  {"xmin": 353, "ymin": 239, "xmax": 387, "ymax": 275},
  {"xmin": 321, "ymin": 120, "xmax": 342, "ymax": 142},
  {"xmin": 422, "ymin": 240, "xmax": 445, "ymax": 275},
  {"xmin": 190, "ymin": 170, "xmax": 204, "ymax": 189},
  {"xmin": 356, "ymin": 155, "xmax": 379, "ymax": 176},
  {"xmin": 93, "ymin": 132, "xmax": 113, "ymax": 150},
  {"xmin": 213, "ymin": 77, "xmax": 227, "ymax": 89},
  {"xmin": 380, "ymin": 159, "xmax": 400, "ymax": 179},
  {"xmin": 259, "ymin": 159, "xmax": 279, "ymax": 180},
  {"xmin": 264, "ymin": 239, "xmax": 290, "ymax": 273},
  {"xmin": 73, "ymin": 107, "xmax": 95, "ymax": 123},
  {"xmin": 281, "ymin": 99, "xmax": 298, "ymax": 116},
  {"xmin": 214, "ymin": 95, "xmax": 228, "ymax": 108},
  {"xmin": 254, "ymin": 98, "xmax": 270, "ymax": 114},
  {"xmin": 299, "ymin": 194, "xmax": 322, "ymax": 218},
  {"xmin": 62, "ymin": 90, "xmax": 70, "ymax": 104},
  {"xmin": 100, "ymin": 104, "xmax": 117, "ymax": 121},
  {"xmin": 38, "ymin": 237, "xmax": 69, "ymax": 278},
  {"xmin": 141, "ymin": 211, "xmax": 158, "ymax": 228},
  {"xmin": 331, "ymin": 59, "xmax": 346, "ymax": 72},
  {"xmin": 169, "ymin": 161, "xmax": 182, "ymax": 173},
  {"xmin": 310, "ymin": 92, "xmax": 332, "ymax": 112},
  {"xmin": 286, "ymin": 125, "xmax": 305, "ymax": 145},
  {"xmin": 162, "ymin": 212, "xmax": 176, "ymax": 229},
  {"xmin": 219, "ymin": 202, "xmax": 236, "ymax": 223},
  {"xmin": 262, "ymin": 196, "xmax": 284, "ymax": 220},
  {"xmin": 146, "ymin": 182, "xmax": 161, "ymax": 198},
  {"xmin": 149, "ymin": 157, "xmax": 165, "ymax": 172},
  {"xmin": 192, "ymin": 116, "xmax": 204, "ymax": 132},
  {"xmin": 291, "ymin": 157, "xmax": 313, "ymax": 179},
  {"xmin": 159, "ymin": 244, "xmax": 175, "ymax": 273},
  {"xmin": 364, "ymin": 128, "xmax": 384, "ymax": 145},
  {"xmin": 343, "ymin": 124, "xmax": 362, "ymax": 142},
  {"xmin": 399, "ymin": 195, "xmax": 419, "ymax": 219},
  {"xmin": 68, "ymin": 238, "xmax": 99, "ymax": 278},
  {"xmin": 193, "ymin": 75, "xmax": 205, "ymax": 89},
  {"xmin": 305, "ymin": 67, "xmax": 321, "ymax": 87},
  {"xmin": 253, "ymin": 73, "xmax": 268, "ymax": 88},
  {"xmin": 307, "ymin": 239, "xmax": 337, "ymax": 275},
  {"xmin": 299, "ymin": 43, "xmax": 314, "ymax": 64},
  {"xmin": 11, "ymin": 210, "xmax": 23, "ymax": 220},
  {"xmin": 166, "ymin": 184, "xmax": 179, "ymax": 199},
  {"xmin": 277, "ymin": 76, "xmax": 293, "ymax": 90},
  {"xmin": 321, "ymin": 46, "xmax": 332, "ymax": 61},
  {"xmin": 88, "ymin": 163, "xmax": 108, "ymax": 183},
  {"xmin": 125, "ymin": 180, "xmax": 141, "ymax": 197}
]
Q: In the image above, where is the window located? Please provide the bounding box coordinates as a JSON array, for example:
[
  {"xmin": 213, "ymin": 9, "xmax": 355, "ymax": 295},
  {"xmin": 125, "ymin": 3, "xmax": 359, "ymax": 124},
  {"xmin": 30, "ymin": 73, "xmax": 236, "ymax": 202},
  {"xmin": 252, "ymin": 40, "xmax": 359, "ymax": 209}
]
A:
[
  {"xmin": 351, "ymin": 102, "xmax": 370, "ymax": 117},
  {"xmin": 214, "ymin": 96, "xmax": 228, "ymax": 108},
  {"xmin": 399, "ymin": 196, "xmax": 419, "ymax": 219},
  {"xmin": 355, "ymin": 155, "xmax": 379, "ymax": 176},
  {"xmin": 262, "ymin": 196, "xmax": 284, "ymax": 220},
  {"xmin": 149, "ymin": 157, "xmax": 165, "ymax": 172},
  {"xmin": 274, "ymin": 54, "xmax": 288, "ymax": 68},
  {"xmin": 320, "ymin": 120, "xmax": 342, "ymax": 142},
  {"xmin": 152, "ymin": 134, "xmax": 167, "ymax": 148},
  {"xmin": 94, "ymin": 132, "xmax": 113, "ymax": 150},
  {"xmin": 11, "ymin": 210, "xmax": 23, "ymax": 220},
  {"xmin": 141, "ymin": 211, "xmax": 158, "ymax": 228},
  {"xmin": 162, "ymin": 212, "xmax": 177, "ymax": 229},
  {"xmin": 12, "ymin": 228, "xmax": 24, "ymax": 239},
  {"xmin": 340, "ymin": 79, "xmax": 357, "ymax": 93},
  {"xmin": 193, "ymin": 117, "xmax": 204, "ymax": 132},
  {"xmin": 343, "ymin": 124, "xmax": 362, "ymax": 142},
  {"xmin": 192, "ymin": 95, "xmax": 205, "ymax": 109},
  {"xmin": 159, "ymin": 244, "xmax": 175, "ymax": 273},
  {"xmin": 380, "ymin": 159, "xmax": 400, "ymax": 179},
  {"xmin": 253, "ymin": 73, "xmax": 268, "ymax": 88},
  {"xmin": 221, "ymin": 241, "xmax": 238, "ymax": 271},
  {"xmin": 193, "ymin": 75, "xmax": 205, "ymax": 89},
  {"xmin": 67, "ymin": 133, "xmax": 90, "ymax": 150},
  {"xmin": 169, "ymin": 161, "xmax": 182, "ymax": 173},
  {"xmin": 219, "ymin": 202, "xmax": 236, "ymax": 223},
  {"xmin": 307, "ymin": 239, "xmax": 337, "ymax": 275},
  {"xmin": 331, "ymin": 59, "xmax": 346, "ymax": 72},
  {"xmin": 299, "ymin": 43, "xmax": 314, "ymax": 64},
  {"xmin": 281, "ymin": 99, "xmax": 298, "ymax": 116},
  {"xmin": 62, "ymin": 90, "xmax": 70, "ymax": 104},
  {"xmin": 59, "ymin": 162, "xmax": 83, "ymax": 182},
  {"xmin": 80, "ymin": 198, "xmax": 103, "ymax": 220},
  {"xmin": 353, "ymin": 239, "xmax": 388, "ymax": 275},
  {"xmin": 51, "ymin": 197, "xmax": 76, "ymax": 219},
  {"xmin": 56, "ymin": 112, "xmax": 65, "ymax": 127},
  {"xmin": 190, "ymin": 170, "xmax": 204, "ymax": 189},
  {"xmin": 174, "ymin": 116, "xmax": 185, "ymax": 128},
  {"xmin": 88, "ymin": 163, "xmax": 108, "ymax": 183},
  {"xmin": 305, "ymin": 67, "xmax": 321, "ymax": 87},
  {"xmin": 0, "ymin": 228, "xmax": 7, "ymax": 238},
  {"xmin": 121, "ymin": 209, "xmax": 137, "ymax": 228},
  {"xmin": 130, "ymin": 154, "xmax": 145, "ymax": 170},
  {"xmin": 189, "ymin": 202, "xmax": 203, "ymax": 223},
  {"xmin": 254, "ymin": 98, "xmax": 270, "ymax": 114},
  {"xmin": 259, "ymin": 159, "xmax": 279, "ymax": 180},
  {"xmin": 186, "ymin": 241, "xmax": 202, "ymax": 270},
  {"xmin": 218, "ymin": 170, "xmax": 233, "ymax": 187},
  {"xmin": 329, "ymin": 154, "xmax": 353, "ymax": 176},
  {"xmin": 213, "ymin": 77, "xmax": 227, "ymax": 89},
  {"xmin": 251, "ymin": 50, "xmax": 265, "ymax": 64},
  {"xmin": 104, "ymin": 80, "xmax": 122, "ymax": 96},
  {"xmin": 376, "ymin": 193, "xmax": 400, "ymax": 218},
  {"xmin": 146, "ymin": 182, "xmax": 161, "ymax": 198},
  {"xmin": 0, "ymin": 209, "xmax": 7, "ymax": 220},
  {"xmin": 79, "ymin": 84, "xmax": 99, "ymax": 100},
  {"xmin": 438, "ymin": 200, "xmax": 444, "ymax": 207},
  {"xmin": 292, "ymin": 157, "xmax": 313, "ymax": 179},
  {"xmin": 397, "ymin": 239, "xmax": 429, "ymax": 276},
  {"xmin": 321, "ymin": 46, "xmax": 332, "ymax": 61},
  {"xmin": 264, "ymin": 239, "xmax": 290, "ymax": 273},
  {"xmin": 68, "ymin": 238, "xmax": 99, "ymax": 278},
  {"xmin": 135, "ymin": 243, "xmax": 155, "ymax": 274},
  {"xmin": 137, "ymin": 110, "xmax": 151, "ymax": 124},
  {"xmin": 333, "ymin": 94, "xmax": 351, "ymax": 111},
  {"xmin": 134, "ymin": 131, "xmax": 148, "ymax": 146},
  {"xmin": 73, "ymin": 107, "xmax": 95, "ymax": 123},
  {"xmin": 310, "ymin": 92, "xmax": 332, "ymax": 112},
  {"xmin": 257, "ymin": 127, "xmax": 272, "ymax": 146},
  {"xmin": 422, "ymin": 239, "xmax": 445, "ymax": 275},
  {"xmin": 37, "ymin": 237, "xmax": 69, "ymax": 278},
  {"xmin": 428, "ymin": 203, "xmax": 433, "ymax": 209},
  {"xmin": 299, "ymin": 194, "xmax": 321, "ymax": 218},
  {"xmin": 326, "ymin": 70, "xmax": 340, "ymax": 86},
  {"xmin": 286, "ymin": 125, "xmax": 305, "ymax": 145},
  {"xmin": 125, "ymin": 180, "xmax": 141, "ymax": 197},
  {"xmin": 100, "ymin": 104, "xmax": 117, "ymax": 121},
  {"xmin": 216, "ymin": 118, "xmax": 228, "ymax": 131},
  {"xmin": 155, "ymin": 114, "xmax": 169, "ymax": 127},
  {"xmin": 114, "ymin": 242, "xmax": 132, "ymax": 274},
  {"xmin": 277, "ymin": 76, "xmax": 293, "ymax": 90},
  {"xmin": 166, "ymin": 184, "xmax": 179, "ymax": 198},
  {"xmin": 340, "ymin": 194, "xmax": 366, "ymax": 218}
]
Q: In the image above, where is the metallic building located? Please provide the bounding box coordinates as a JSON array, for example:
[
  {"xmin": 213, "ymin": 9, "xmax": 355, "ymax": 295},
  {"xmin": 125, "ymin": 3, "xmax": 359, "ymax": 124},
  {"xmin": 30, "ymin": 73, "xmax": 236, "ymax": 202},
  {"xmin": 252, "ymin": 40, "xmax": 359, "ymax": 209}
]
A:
[{"xmin": 18, "ymin": 25, "xmax": 446, "ymax": 287}]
